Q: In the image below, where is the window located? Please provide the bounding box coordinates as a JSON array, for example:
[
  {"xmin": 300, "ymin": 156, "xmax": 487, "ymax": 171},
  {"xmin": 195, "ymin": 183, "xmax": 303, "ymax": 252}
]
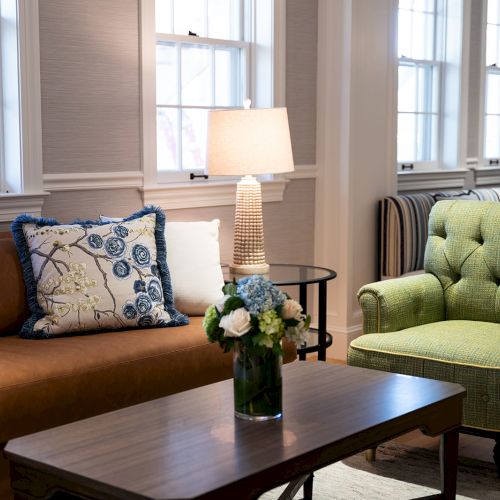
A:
[
  {"xmin": 0, "ymin": 0, "xmax": 44, "ymax": 219},
  {"xmin": 0, "ymin": 0, "xmax": 22, "ymax": 193},
  {"xmin": 151, "ymin": 0, "xmax": 276, "ymax": 183},
  {"xmin": 397, "ymin": 0, "xmax": 441, "ymax": 169},
  {"xmin": 484, "ymin": 0, "xmax": 500, "ymax": 162}
]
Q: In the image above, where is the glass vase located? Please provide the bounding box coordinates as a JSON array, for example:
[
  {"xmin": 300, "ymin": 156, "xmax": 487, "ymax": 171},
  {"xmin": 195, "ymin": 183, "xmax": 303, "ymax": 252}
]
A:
[{"xmin": 232, "ymin": 341, "xmax": 283, "ymax": 421}]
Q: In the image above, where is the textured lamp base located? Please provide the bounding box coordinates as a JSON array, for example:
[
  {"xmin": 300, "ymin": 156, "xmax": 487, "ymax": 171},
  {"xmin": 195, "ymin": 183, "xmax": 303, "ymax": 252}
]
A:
[
  {"xmin": 229, "ymin": 263, "xmax": 270, "ymax": 275},
  {"xmin": 232, "ymin": 175, "xmax": 269, "ymax": 275}
]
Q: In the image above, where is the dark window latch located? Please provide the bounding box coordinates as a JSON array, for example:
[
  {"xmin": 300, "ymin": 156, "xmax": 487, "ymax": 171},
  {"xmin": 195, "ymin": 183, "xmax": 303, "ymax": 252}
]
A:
[
  {"xmin": 190, "ymin": 173, "xmax": 208, "ymax": 180},
  {"xmin": 401, "ymin": 163, "xmax": 414, "ymax": 171},
  {"xmin": 188, "ymin": 31, "xmax": 198, "ymax": 36},
  {"xmin": 489, "ymin": 159, "xmax": 499, "ymax": 166}
]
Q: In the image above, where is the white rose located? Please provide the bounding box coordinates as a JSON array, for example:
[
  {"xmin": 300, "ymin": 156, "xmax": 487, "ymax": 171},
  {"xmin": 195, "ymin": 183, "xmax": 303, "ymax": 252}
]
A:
[
  {"xmin": 281, "ymin": 299, "xmax": 303, "ymax": 321},
  {"xmin": 285, "ymin": 321, "xmax": 310, "ymax": 347},
  {"xmin": 215, "ymin": 294, "xmax": 231, "ymax": 313},
  {"xmin": 219, "ymin": 308, "xmax": 252, "ymax": 337}
]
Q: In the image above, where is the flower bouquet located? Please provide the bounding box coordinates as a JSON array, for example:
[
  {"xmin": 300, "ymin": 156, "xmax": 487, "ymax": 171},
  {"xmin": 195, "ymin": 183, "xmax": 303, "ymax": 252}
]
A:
[{"xmin": 203, "ymin": 275, "xmax": 311, "ymax": 420}]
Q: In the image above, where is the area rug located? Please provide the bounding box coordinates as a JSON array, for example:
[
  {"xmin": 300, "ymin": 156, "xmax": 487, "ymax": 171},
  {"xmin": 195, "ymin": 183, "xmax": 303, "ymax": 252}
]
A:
[{"xmin": 260, "ymin": 442, "xmax": 499, "ymax": 499}]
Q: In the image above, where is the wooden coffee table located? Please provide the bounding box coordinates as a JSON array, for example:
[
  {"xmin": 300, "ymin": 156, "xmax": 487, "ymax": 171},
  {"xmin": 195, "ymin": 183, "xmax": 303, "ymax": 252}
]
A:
[{"xmin": 5, "ymin": 363, "xmax": 465, "ymax": 500}]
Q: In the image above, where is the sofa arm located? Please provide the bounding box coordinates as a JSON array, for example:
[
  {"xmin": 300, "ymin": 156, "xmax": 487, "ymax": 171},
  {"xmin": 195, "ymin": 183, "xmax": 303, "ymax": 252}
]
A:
[{"xmin": 358, "ymin": 273, "xmax": 445, "ymax": 334}]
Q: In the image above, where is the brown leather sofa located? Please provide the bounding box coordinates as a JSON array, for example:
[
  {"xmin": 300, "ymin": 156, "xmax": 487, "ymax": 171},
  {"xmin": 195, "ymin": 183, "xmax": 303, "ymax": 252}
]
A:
[{"xmin": 0, "ymin": 236, "xmax": 296, "ymax": 497}]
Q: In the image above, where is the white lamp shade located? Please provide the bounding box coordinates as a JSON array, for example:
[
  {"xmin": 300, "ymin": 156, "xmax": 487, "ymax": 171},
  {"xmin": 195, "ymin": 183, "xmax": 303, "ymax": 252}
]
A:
[{"xmin": 206, "ymin": 107, "xmax": 295, "ymax": 176}]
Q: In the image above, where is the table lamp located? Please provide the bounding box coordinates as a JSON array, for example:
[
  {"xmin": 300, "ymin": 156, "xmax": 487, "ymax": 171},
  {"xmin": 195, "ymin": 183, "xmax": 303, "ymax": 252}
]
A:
[{"xmin": 207, "ymin": 105, "xmax": 294, "ymax": 274}]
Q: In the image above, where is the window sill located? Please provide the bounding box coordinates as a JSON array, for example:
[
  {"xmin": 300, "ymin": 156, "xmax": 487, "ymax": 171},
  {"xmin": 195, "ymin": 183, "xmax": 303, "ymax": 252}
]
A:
[
  {"xmin": 397, "ymin": 168, "xmax": 469, "ymax": 193},
  {"xmin": 469, "ymin": 166, "xmax": 500, "ymax": 187},
  {"xmin": 142, "ymin": 178, "xmax": 290, "ymax": 210},
  {"xmin": 0, "ymin": 192, "xmax": 49, "ymax": 222}
]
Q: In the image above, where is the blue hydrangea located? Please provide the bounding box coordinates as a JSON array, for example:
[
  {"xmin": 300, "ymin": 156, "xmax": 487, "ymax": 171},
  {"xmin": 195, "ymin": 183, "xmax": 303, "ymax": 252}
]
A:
[
  {"xmin": 132, "ymin": 244, "xmax": 151, "ymax": 266},
  {"xmin": 236, "ymin": 275, "xmax": 286, "ymax": 316},
  {"xmin": 87, "ymin": 233, "xmax": 103, "ymax": 249},
  {"xmin": 147, "ymin": 278, "xmax": 163, "ymax": 303},
  {"xmin": 112, "ymin": 259, "xmax": 132, "ymax": 279},
  {"xmin": 113, "ymin": 225, "xmax": 129, "ymax": 238},
  {"xmin": 104, "ymin": 237, "xmax": 126, "ymax": 258},
  {"xmin": 122, "ymin": 302, "xmax": 137, "ymax": 320},
  {"xmin": 136, "ymin": 293, "xmax": 153, "ymax": 315}
]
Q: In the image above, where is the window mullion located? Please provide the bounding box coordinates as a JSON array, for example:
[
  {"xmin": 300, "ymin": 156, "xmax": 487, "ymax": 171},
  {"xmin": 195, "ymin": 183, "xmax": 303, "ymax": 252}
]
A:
[
  {"xmin": 415, "ymin": 63, "xmax": 420, "ymax": 161},
  {"xmin": 169, "ymin": 0, "xmax": 174, "ymax": 33},
  {"xmin": 204, "ymin": 0, "xmax": 208, "ymax": 37},
  {"xmin": 176, "ymin": 42, "xmax": 182, "ymax": 171},
  {"xmin": 210, "ymin": 46, "xmax": 215, "ymax": 106}
]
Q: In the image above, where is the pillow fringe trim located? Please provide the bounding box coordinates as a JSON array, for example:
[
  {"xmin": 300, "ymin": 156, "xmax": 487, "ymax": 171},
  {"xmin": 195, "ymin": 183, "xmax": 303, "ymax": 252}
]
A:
[{"xmin": 10, "ymin": 206, "xmax": 188, "ymax": 339}]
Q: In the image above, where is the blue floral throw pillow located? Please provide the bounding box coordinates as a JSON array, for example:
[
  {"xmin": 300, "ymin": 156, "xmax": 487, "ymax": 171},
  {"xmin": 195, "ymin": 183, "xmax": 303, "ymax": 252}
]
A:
[{"xmin": 11, "ymin": 206, "xmax": 188, "ymax": 338}]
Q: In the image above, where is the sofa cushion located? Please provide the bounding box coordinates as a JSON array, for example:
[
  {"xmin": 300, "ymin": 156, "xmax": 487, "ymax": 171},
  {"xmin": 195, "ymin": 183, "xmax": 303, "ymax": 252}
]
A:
[
  {"xmin": 11, "ymin": 206, "xmax": 188, "ymax": 338},
  {"xmin": 0, "ymin": 317, "xmax": 297, "ymax": 443},
  {"xmin": 0, "ymin": 238, "xmax": 29, "ymax": 336},
  {"xmin": 348, "ymin": 320, "xmax": 500, "ymax": 431}
]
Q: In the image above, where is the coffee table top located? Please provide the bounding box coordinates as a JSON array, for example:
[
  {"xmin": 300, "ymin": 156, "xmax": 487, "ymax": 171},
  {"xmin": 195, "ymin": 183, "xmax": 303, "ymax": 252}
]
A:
[{"xmin": 5, "ymin": 363, "xmax": 465, "ymax": 500}]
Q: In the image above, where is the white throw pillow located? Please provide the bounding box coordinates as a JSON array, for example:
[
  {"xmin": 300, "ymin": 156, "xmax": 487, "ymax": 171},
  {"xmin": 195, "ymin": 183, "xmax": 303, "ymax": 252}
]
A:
[{"xmin": 166, "ymin": 220, "xmax": 224, "ymax": 315}]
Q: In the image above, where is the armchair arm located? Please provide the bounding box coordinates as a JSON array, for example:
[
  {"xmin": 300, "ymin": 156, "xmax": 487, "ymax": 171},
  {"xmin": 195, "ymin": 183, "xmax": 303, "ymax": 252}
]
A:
[{"xmin": 358, "ymin": 273, "xmax": 445, "ymax": 334}]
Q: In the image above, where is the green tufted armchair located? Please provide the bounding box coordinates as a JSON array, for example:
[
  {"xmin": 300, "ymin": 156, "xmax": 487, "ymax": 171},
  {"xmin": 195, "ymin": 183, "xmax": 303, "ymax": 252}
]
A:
[{"xmin": 348, "ymin": 200, "xmax": 500, "ymax": 472}]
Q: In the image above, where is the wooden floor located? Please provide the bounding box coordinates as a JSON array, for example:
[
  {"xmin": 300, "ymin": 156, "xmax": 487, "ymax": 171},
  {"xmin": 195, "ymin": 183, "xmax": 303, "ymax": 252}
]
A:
[{"xmin": 319, "ymin": 356, "xmax": 495, "ymax": 464}]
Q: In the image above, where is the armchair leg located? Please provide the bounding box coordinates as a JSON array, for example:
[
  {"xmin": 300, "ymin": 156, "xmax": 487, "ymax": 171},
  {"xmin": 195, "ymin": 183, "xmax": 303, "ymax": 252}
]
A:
[
  {"xmin": 365, "ymin": 447, "xmax": 377, "ymax": 462},
  {"xmin": 494, "ymin": 436, "xmax": 500, "ymax": 477}
]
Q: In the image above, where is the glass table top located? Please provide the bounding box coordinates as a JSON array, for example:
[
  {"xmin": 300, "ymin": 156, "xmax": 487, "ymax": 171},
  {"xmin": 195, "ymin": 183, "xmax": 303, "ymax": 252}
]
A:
[{"xmin": 222, "ymin": 263, "xmax": 337, "ymax": 286}]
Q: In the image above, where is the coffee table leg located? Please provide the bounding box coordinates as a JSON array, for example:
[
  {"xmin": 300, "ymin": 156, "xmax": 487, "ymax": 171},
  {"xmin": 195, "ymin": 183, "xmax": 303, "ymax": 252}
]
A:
[
  {"xmin": 440, "ymin": 428, "xmax": 459, "ymax": 499},
  {"xmin": 303, "ymin": 472, "xmax": 314, "ymax": 500}
]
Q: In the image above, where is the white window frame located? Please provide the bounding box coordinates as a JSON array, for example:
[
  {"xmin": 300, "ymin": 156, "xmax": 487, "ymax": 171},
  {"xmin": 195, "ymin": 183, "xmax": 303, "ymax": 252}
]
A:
[
  {"xmin": 0, "ymin": 0, "xmax": 46, "ymax": 221},
  {"xmin": 140, "ymin": 0, "xmax": 289, "ymax": 210},
  {"xmin": 397, "ymin": 0, "xmax": 470, "ymax": 191},
  {"xmin": 397, "ymin": 0, "xmax": 442, "ymax": 170},
  {"xmin": 481, "ymin": 0, "xmax": 500, "ymax": 165},
  {"xmin": 155, "ymin": 32, "xmax": 250, "ymax": 183}
]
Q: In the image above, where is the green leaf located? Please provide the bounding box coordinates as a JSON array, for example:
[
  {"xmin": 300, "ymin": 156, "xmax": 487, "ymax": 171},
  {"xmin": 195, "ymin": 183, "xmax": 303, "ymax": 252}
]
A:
[
  {"xmin": 222, "ymin": 296, "xmax": 244, "ymax": 314},
  {"xmin": 303, "ymin": 314, "xmax": 311, "ymax": 330}
]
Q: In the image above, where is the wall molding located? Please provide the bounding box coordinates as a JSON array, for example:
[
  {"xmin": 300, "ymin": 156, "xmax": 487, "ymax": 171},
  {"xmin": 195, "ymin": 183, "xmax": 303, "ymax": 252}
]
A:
[
  {"xmin": 397, "ymin": 168, "xmax": 469, "ymax": 192},
  {"xmin": 470, "ymin": 166, "xmax": 500, "ymax": 187},
  {"xmin": 41, "ymin": 167, "xmax": 315, "ymax": 209},
  {"xmin": 0, "ymin": 192, "xmax": 49, "ymax": 222},
  {"xmin": 286, "ymin": 164, "xmax": 317, "ymax": 179},
  {"xmin": 142, "ymin": 178, "xmax": 289, "ymax": 210},
  {"xmin": 43, "ymin": 171, "xmax": 144, "ymax": 191}
]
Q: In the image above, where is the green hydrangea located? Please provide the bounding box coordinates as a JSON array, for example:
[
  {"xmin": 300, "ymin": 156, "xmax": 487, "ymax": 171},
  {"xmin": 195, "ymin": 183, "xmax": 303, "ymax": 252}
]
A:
[
  {"xmin": 203, "ymin": 305, "xmax": 224, "ymax": 344},
  {"xmin": 258, "ymin": 309, "xmax": 285, "ymax": 341},
  {"xmin": 203, "ymin": 305, "xmax": 217, "ymax": 330}
]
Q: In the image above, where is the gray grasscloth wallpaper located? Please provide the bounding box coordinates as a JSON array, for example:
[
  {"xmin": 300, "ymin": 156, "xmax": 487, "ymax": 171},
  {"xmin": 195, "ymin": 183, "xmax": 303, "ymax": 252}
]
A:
[
  {"xmin": 32, "ymin": 0, "xmax": 317, "ymax": 265},
  {"xmin": 39, "ymin": 0, "xmax": 140, "ymax": 174}
]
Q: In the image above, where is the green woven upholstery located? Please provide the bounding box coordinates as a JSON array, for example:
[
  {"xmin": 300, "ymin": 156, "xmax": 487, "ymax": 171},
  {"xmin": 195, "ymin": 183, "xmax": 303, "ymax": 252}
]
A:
[
  {"xmin": 358, "ymin": 274, "xmax": 444, "ymax": 334},
  {"xmin": 349, "ymin": 320, "xmax": 500, "ymax": 431},
  {"xmin": 349, "ymin": 200, "xmax": 500, "ymax": 433},
  {"xmin": 425, "ymin": 201, "xmax": 500, "ymax": 322}
]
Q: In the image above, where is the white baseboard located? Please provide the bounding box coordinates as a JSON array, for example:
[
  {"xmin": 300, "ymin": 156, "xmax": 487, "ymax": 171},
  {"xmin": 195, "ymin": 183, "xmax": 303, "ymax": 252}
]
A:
[{"xmin": 327, "ymin": 324, "xmax": 363, "ymax": 361}]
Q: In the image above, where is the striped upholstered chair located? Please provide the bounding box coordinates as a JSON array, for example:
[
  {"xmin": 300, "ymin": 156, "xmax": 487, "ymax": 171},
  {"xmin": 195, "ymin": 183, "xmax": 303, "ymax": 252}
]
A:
[
  {"xmin": 350, "ymin": 200, "xmax": 500, "ymax": 473},
  {"xmin": 379, "ymin": 187, "xmax": 500, "ymax": 279}
]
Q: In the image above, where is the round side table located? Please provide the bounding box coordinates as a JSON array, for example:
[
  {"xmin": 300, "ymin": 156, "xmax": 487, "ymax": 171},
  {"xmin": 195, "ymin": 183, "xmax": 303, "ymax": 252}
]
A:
[{"xmin": 222, "ymin": 264, "xmax": 337, "ymax": 361}]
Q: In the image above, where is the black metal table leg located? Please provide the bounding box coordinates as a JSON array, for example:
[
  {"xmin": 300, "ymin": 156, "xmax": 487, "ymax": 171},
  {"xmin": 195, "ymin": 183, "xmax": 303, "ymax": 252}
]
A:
[
  {"xmin": 298, "ymin": 283, "xmax": 308, "ymax": 361},
  {"xmin": 318, "ymin": 280, "xmax": 327, "ymax": 361}
]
